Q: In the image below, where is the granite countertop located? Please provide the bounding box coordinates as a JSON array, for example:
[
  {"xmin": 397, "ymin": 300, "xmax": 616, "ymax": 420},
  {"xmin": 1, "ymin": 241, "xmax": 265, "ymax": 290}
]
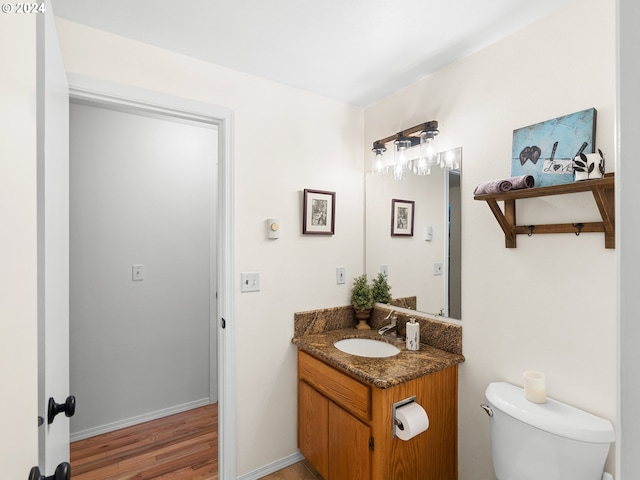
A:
[{"xmin": 292, "ymin": 328, "xmax": 465, "ymax": 389}]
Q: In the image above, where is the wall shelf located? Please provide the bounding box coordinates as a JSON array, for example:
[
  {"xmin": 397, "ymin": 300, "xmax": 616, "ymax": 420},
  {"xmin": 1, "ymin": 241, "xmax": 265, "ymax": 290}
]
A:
[{"xmin": 474, "ymin": 173, "xmax": 614, "ymax": 248}]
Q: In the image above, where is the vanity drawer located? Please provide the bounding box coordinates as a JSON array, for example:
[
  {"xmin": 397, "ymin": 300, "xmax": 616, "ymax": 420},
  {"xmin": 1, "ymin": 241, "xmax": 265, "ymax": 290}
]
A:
[{"xmin": 298, "ymin": 350, "xmax": 371, "ymax": 421}]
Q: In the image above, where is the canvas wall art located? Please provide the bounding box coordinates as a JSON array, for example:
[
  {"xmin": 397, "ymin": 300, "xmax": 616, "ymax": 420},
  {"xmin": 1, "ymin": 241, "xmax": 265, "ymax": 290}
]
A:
[{"xmin": 511, "ymin": 108, "xmax": 596, "ymax": 187}]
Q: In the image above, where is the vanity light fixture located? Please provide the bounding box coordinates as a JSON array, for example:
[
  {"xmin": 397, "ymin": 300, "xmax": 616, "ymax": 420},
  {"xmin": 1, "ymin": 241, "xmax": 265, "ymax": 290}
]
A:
[{"xmin": 371, "ymin": 120, "xmax": 442, "ymax": 180}]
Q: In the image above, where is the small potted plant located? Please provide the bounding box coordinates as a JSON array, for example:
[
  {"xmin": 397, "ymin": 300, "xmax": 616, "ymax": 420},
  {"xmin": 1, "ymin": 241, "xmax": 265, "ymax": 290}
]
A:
[
  {"xmin": 351, "ymin": 274, "xmax": 373, "ymax": 330},
  {"xmin": 371, "ymin": 272, "xmax": 392, "ymax": 305}
]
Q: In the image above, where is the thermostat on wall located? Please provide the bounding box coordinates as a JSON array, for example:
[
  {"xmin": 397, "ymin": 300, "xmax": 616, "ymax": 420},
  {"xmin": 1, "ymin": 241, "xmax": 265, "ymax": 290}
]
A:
[{"xmin": 267, "ymin": 218, "xmax": 280, "ymax": 239}]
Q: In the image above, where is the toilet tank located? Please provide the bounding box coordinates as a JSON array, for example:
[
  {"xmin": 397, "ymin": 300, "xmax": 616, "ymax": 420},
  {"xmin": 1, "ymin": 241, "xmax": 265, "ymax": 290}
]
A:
[{"xmin": 484, "ymin": 382, "xmax": 614, "ymax": 480}]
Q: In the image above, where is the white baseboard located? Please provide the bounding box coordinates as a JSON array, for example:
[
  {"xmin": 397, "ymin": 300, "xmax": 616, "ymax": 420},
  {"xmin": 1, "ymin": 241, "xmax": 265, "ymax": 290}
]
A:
[
  {"xmin": 237, "ymin": 452, "xmax": 305, "ymax": 480},
  {"xmin": 70, "ymin": 398, "xmax": 211, "ymax": 442}
]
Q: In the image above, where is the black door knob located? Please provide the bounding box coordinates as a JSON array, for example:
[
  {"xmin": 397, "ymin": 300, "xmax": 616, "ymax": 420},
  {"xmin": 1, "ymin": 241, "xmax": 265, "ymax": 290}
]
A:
[
  {"xmin": 28, "ymin": 462, "xmax": 70, "ymax": 480},
  {"xmin": 47, "ymin": 395, "xmax": 76, "ymax": 424}
]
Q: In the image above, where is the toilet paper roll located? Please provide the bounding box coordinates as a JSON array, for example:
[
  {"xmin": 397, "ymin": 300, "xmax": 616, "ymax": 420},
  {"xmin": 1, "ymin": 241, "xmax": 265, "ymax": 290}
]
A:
[{"xmin": 394, "ymin": 402, "xmax": 429, "ymax": 441}]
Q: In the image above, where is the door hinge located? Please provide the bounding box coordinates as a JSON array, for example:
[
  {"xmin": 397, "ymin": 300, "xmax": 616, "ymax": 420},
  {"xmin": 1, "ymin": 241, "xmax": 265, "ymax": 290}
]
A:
[
  {"xmin": 221, "ymin": 317, "xmax": 226, "ymax": 329},
  {"xmin": 369, "ymin": 436, "xmax": 374, "ymax": 451}
]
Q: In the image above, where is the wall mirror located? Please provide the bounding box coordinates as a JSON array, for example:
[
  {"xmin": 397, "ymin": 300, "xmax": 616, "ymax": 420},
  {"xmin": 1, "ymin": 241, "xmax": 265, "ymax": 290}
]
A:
[{"xmin": 365, "ymin": 148, "xmax": 461, "ymax": 320}]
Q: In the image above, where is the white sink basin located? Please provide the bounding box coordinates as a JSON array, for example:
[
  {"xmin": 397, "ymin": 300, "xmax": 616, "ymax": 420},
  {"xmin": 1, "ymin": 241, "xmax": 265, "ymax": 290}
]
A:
[{"xmin": 334, "ymin": 338, "xmax": 400, "ymax": 358}]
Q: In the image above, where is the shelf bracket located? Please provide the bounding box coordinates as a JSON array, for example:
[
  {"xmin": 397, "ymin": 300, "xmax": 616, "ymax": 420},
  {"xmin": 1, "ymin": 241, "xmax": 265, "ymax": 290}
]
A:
[
  {"xmin": 485, "ymin": 198, "xmax": 517, "ymax": 247},
  {"xmin": 592, "ymin": 185, "xmax": 615, "ymax": 248}
]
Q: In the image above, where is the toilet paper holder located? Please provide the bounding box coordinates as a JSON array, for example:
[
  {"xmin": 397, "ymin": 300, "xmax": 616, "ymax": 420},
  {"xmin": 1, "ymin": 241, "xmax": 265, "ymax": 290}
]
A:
[{"xmin": 392, "ymin": 395, "xmax": 416, "ymax": 436}]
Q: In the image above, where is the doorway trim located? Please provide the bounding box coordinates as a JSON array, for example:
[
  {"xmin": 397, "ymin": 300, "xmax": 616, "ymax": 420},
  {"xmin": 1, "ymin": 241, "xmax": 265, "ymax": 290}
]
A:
[{"xmin": 67, "ymin": 74, "xmax": 236, "ymax": 480}]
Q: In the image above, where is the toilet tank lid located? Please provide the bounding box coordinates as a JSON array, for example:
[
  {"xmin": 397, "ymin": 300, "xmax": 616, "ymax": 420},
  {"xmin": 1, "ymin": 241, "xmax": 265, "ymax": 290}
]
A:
[{"xmin": 485, "ymin": 382, "xmax": 615, "ymax": 444}]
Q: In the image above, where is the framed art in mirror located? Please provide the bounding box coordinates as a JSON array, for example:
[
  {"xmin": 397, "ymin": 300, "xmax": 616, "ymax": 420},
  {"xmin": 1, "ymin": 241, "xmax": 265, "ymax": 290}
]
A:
[{"xmin": 391, "ymin": 199, "xmax": 414, "ymax": 237}]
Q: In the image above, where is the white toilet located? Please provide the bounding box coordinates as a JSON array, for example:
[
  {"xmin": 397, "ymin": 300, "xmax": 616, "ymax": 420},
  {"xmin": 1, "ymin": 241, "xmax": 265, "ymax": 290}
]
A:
[{"xmin": 482, "ymin": 382, "xmax": 615, "ymax": 480}]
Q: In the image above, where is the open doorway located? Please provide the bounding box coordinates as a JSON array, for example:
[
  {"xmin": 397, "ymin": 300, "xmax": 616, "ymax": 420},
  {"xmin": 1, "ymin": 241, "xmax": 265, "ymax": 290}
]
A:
[
  {"xmin": 68, "ymin": 99, "xmax": 217, "ymax": 439},
  {"xmin": 65, "ymin": 80, "xmax": 236, "ymax": 478}
]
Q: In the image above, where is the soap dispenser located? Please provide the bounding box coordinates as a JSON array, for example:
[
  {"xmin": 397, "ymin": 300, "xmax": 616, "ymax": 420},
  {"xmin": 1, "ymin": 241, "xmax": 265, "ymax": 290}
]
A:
[{"xmin": 406, "ymin": 317, "xmax": 420, "ymax": 351}]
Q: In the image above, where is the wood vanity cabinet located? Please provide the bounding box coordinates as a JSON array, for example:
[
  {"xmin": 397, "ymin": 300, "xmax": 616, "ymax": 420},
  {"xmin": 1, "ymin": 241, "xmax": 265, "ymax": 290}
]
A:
[{"xmin": 297, "ymin": 350, "xmax": 458, "ymax": 480}]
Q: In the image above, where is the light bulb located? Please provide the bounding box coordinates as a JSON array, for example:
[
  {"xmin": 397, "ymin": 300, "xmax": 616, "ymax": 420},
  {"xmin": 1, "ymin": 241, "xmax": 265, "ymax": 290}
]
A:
[
  {"xmin": 393, "ymin": 160, "xmax": 406, "ymax": 180},
  {"xmin": 371, "ymin": 142, "xmax": 388, "ymax": 176},
  {"xmin": 372, "ymin": 151, "xmax": 386, "ymax": 175},
  {"xmin": 445, "ymin": 150, "xmax": 455, "ymax": 169},
  {"xmin": 393, "ymin": 138, "xmax": 411, "ymax": 181},
  {"xmin": 422, "ymin": 139, "xmax": 437, "ymax": 167},
  {"xmin": 413, "ymin": 156, "xmax": 430, "ymax": 175}
]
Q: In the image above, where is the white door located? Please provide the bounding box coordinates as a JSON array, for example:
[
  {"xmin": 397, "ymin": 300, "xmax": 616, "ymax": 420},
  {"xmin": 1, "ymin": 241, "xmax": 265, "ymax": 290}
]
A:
[
  {"xmin": 0, "ymin": 2, "xmax": 70, "ymax": 477},
  {"xmin": 37, "ymin": 0, "xmax": 72, "ymax": 476},
  {"xmin": 0, "ymin": 10, "xmax": 40, "ymax": 480}
]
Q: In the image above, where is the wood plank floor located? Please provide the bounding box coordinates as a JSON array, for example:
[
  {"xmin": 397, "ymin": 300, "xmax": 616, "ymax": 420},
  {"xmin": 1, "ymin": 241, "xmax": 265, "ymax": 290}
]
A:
[
  {"xmin": 70, "ymin": 404, "xmax": 218, "ymax": 480},
  {"xmin": 70, "ymin": 403, "xmax": 321, "ymax": 480},
  {"xmin": 259, "ymin": 460, "xmax": 323, "ymax": 480}
]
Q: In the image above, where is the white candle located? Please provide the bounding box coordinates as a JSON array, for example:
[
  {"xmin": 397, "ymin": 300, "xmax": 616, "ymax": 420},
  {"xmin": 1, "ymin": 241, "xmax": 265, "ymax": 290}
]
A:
[{"xmin": 523, "ymin": 371, "xmax": 547, "ymax": 403}]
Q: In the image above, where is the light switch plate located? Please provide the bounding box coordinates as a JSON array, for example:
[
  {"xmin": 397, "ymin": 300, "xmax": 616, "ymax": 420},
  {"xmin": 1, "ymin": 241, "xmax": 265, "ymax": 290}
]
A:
[
  {"xmin": 132, "ymin": 264, "xmax": 144, "ymax": 281},
  {"xmin": 336, "ymin": 267, "xmax": 346, "ymax": 285},
  {"xmin": 433, "ymin": 263, "xmax": 443, "ymax": 276},
  {"xmin": 380, "ymin": 264, "xmax": 388, "ymax": 279},
  {"xmin": 424, "ymin": 226, "xmax": 433, "ymax": 242},
  {"xmin": 241, "ymin": 272, "xmax": 261, "ymax": 292}
]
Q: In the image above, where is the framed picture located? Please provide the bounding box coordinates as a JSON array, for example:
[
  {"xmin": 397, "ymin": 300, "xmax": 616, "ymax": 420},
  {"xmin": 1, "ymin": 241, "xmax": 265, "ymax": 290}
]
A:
[
  {"xmin": 391, "ymin": 199, "xmax": 414, "ymax": 237},
  {"xmin": 511, "ymin": 108, "xmax": 596, "ymax": 187},
  {"xmin": 303, "ymin": 189, "xmax": 335, "ymax": 235}
]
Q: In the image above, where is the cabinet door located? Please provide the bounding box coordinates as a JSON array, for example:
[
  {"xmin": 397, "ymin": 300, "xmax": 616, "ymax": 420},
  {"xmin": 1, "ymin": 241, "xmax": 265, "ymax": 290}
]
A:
[
  {"xmin": 328, "ymin": 401, "xmax": 371, "ymax": 480},
  {"xmin": 299, "ymin": 380, "xmax": 329, "ymax": 479}
]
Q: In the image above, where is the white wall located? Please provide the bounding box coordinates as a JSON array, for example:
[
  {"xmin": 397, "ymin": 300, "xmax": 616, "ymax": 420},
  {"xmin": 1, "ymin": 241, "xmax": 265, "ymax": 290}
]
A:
[
  {"xmin": 68, "ymin": 102, "xmax": 215, "ymax": 438},
  {"xmin": 56, "ymin": 19, "xmax": 364, "ymax": 475},
  {"xmin": 365, "ymin": 0, "xmax": 617, "ymax": 478}
]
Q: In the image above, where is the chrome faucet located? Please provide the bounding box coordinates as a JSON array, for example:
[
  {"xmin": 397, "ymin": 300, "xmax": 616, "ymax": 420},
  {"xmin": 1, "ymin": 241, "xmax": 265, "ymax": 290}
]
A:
[{"xmin": 378, "ymin": 310, "xmax": 397, "ymax": 335}]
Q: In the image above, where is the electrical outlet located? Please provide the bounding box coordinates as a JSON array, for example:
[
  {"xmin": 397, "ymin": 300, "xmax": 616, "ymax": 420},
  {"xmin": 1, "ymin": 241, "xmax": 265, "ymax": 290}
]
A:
[{"xmin": 336, "ymin": 267, "xmax": 346, "ymax": 285}]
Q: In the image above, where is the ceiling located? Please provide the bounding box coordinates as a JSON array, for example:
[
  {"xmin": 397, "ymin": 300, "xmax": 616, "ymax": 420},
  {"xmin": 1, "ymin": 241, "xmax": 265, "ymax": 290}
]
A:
[{"xmin": 51, "ymin": 0, "xmax": 575, "ymax": 107}]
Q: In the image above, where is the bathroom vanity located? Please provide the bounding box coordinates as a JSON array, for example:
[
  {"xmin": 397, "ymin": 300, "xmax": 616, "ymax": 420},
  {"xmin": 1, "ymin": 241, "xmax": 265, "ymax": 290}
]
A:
[{"xmin": 294, "ymin": 324, "xmax": 464, "ymax": 480}]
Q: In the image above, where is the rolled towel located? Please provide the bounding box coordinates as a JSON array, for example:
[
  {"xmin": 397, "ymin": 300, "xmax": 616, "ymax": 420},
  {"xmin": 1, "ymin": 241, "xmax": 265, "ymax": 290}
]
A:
[
  {"xmin": 508, "ymin": 174, "xmax": 535, "ymax": 190},
  {"xmin": 473, "ymin": 179, "xmax": 512, "ymax": 195},
  {"xmin": 474, "ymin": 175, "xmax": 535, "ymax": 195}
]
